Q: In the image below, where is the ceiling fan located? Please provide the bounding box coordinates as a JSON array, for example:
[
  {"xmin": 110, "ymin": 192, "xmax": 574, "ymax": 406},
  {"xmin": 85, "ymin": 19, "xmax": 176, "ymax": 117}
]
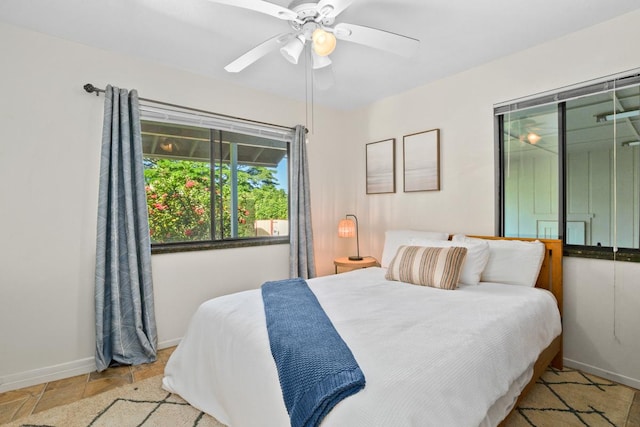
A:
[{"xmin": 207, "ymin": 0, "xmax": 420, "ymax": 80}]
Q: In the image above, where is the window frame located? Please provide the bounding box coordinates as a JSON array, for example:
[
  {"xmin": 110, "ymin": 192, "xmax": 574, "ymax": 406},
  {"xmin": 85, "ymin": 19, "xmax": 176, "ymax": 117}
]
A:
[
  {"xmin": 139, "ymin": 104, "xmax": 294, "ymax": 254},
  {"xmin": 495, "ymin": 69, "xmax": 640, "ymax": 263}
]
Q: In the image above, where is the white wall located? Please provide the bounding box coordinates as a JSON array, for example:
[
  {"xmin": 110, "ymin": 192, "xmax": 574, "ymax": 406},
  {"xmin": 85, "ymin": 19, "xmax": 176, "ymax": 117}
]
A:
[
  {"xmin": 564, "ymin": 257, "xmax": 640, "ymax": 388},
  {"xmin": 2, "ymin": 8, "xmax": 640, "ymax": 392},
  {"xmin": 0, "ymin": 22, "xmax": 354, "ymax": 391},
  {"xmin": 349, "ymin": 10, "xmax": 640, "ymax": 388}
]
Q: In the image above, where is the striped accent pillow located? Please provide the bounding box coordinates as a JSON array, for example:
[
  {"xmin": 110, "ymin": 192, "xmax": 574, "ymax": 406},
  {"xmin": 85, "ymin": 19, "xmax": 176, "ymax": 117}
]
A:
[{"xmin": 385, "ymin": 245, "xmax": 468, "ymax": 290}]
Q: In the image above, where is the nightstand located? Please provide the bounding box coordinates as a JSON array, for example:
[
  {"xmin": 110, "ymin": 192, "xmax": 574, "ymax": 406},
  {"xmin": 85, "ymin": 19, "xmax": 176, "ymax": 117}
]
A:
[{"xmin": 333, "ymin": 256, "xmax": 379, "ymax": 274}]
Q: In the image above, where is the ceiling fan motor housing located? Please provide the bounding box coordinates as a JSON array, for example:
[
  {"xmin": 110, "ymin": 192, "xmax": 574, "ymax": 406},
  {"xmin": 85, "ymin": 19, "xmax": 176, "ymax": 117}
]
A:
[{"xmin": 289, "ymin": 0, "xmax": 335, "ymax": 34}]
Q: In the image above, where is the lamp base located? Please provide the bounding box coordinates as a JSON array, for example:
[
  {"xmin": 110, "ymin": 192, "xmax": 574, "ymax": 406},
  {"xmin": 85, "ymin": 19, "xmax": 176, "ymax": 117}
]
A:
[{"xmin": 348, "ymin": 255, "xmax": 363, "ymax": 261}]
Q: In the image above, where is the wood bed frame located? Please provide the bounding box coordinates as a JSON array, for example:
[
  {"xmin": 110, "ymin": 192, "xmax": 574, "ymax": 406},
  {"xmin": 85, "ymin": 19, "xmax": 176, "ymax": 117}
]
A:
[{"xmin": 469, "ymin": 236, "xmax": 563, "ymax": 425}]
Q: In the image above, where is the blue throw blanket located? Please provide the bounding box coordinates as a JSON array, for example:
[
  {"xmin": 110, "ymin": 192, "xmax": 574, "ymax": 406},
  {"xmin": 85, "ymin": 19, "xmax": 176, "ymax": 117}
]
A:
[{"xmin": 261, "ymin": 278, "xmax": 365, "ymax": 427}]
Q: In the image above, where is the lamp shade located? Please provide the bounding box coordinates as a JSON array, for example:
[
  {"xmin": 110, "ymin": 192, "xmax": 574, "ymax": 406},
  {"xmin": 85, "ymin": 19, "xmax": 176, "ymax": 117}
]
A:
[
  {"xmin": 312, "ymin": 28, "xmax": 337, "ymax": 57},
  {"xmin": 338, "ymin": 214, "xmax": 361, "ymax": 260},
  {"xmin": 312, "ymin": 51, "xmax": 332, "ymax": 70},
  {"xmin": 280, "ymin": 35, "xmax": 305, "ymax": 64},
  {"xmin": 338, "ymin": 218, "xmax": 356, "ymax": 238}
]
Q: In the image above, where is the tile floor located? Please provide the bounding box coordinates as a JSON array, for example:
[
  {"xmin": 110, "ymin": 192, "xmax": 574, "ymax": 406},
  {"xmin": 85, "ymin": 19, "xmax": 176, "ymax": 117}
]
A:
[{"xmin": 0, "ymin": 346, "xmax": 176, "ymax": 425}]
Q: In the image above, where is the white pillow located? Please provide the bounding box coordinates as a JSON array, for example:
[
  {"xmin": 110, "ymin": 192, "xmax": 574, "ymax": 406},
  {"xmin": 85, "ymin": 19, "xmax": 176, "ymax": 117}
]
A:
[
  {"xmin": 410, "ymin": 237, "xmax": 490, "ymax": 285},
  {"xmin": 453, "ymin": 235, "xmax": 545, "ymax": 287},
  {"xmin": 381, "ymin": 230, "xmax": 450, "ymax": 268}
]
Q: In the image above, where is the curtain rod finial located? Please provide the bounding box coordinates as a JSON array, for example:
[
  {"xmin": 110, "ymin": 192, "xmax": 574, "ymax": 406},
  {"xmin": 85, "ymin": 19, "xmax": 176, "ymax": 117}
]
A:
[{"xmin": 83, "ymin": 83, "xmax": 99, "ymax": 96}]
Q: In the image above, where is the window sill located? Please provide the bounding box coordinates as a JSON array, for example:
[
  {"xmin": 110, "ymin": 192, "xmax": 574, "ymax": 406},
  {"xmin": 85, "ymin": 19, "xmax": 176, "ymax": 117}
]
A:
[
  {"xmin": 564, "ymin": 246, "xmax": 640, "ymax": 263},
  {"xmin": 151, "ymin": 236, "xmax": 289, "ymax": 254}
]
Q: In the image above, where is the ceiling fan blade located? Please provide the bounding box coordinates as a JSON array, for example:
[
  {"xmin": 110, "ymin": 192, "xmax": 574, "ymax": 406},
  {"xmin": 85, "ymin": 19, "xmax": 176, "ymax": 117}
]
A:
[
  {"xmin": 333, "ymin": 23, "xmax": 419, "ymax": 58},
  {"xmin": 205, "ymin": 0, "xmax": 298, "ymax": 21},
  {"xmin": 315, "ymin": 0, "xmax": 354, "ymax": 19},
  {"xmin": 224, "ymin": 33, "xmax": 291, "ymax": 73}
]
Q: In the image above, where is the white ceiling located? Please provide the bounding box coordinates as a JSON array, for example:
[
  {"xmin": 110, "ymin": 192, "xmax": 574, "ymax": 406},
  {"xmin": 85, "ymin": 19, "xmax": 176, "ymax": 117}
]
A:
[{"xmin": 1, "ymin": 0, "xmax": 639, "ymax": 110}]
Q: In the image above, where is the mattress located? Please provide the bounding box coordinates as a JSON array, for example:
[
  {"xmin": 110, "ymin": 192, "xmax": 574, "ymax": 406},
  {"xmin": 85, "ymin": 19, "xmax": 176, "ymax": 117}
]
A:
[{"xmin": 163, "ymin": 267, "xmax": 561, "ymax": 427}]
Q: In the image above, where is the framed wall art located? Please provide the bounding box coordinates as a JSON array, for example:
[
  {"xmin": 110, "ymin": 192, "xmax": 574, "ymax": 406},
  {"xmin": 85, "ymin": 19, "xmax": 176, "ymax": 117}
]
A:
[
  {"xmin": 403, "ymin": 129, "xmax": 440, "ymax": 192},
  {"xmin": 366, "ymin": 138, "xmax": 396, "ymax": 194}
]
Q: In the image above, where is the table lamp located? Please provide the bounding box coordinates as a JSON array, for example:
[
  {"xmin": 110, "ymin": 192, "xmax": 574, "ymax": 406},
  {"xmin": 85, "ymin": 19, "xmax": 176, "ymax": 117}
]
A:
[{"xmin": 338, "ymin": 214, "xmax": 362, "ymax": 260}]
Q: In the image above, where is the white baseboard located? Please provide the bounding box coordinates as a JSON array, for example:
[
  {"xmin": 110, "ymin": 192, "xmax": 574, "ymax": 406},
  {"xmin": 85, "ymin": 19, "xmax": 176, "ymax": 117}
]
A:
[
  {"xmin": 0, "ymin": 357, "xmax": 96, "ymax": 393},
  {"xmin": 0, "ymin": 339, "xmax": 181, "ymax": 393},
  {"xmin": 564, "ymin": 358, "xmax": 640, "ymax": 390},
  {"xmin": 159, "ymin": 338, "xmax": 181, "ymax": 349}
]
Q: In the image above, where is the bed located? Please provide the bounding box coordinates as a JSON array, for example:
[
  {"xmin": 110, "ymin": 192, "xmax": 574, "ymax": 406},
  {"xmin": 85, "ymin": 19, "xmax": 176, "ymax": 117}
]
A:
[{"xmin": 162, "ymin": 233, "xmax": 563, "ymax": 427}]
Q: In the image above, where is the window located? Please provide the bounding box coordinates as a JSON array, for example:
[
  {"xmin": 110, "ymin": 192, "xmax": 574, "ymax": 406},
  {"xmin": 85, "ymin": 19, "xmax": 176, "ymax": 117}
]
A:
[
  {"xmin": 139, "ymin": 105, "xmax": 292, "ymax": 251},
  {"xmin": 496, "ymin": 71, "xmax": 640, "ymax": 261},
  {"xmin": 500, "ymin": 104, "xmax": 559, "ymax": 240}
]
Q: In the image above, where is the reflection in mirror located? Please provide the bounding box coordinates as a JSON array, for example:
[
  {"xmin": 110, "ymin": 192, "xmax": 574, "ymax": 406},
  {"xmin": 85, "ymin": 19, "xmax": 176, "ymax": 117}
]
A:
[
  {"xmin": 566, "ymin": 87, "xmax": 640, "ymax": 249},
  {"xmin": 502, "ymin": 105, "xmax": 559, "ymax": 239}
]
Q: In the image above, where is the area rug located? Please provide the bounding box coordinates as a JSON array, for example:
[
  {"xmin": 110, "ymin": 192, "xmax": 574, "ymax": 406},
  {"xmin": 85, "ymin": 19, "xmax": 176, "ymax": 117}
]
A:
[
  {"xmin": 1, "ymin": 376, "xmax": 223, "ymax": 427},
  {"xmin": 503, "ymin": 367, "xmax": 637, "ymax": 426},
  {"xmin": 3, "ymin": 368, "xmax": 637, "ymax": 427}
]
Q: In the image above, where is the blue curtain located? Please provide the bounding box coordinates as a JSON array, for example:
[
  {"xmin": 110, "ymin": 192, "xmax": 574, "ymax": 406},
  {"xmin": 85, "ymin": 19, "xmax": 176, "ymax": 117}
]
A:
[
  {"xmin": 289, "ymin": 125, "xmax": 316, "ymax": 279},
  {"xmin": 95, "ymin": 85, "xmax": 157, "ymax": 372}
]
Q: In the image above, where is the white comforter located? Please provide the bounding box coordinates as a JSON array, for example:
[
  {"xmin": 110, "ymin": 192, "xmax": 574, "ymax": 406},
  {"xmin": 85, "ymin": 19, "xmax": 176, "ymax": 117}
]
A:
[{"xmin": 163, "ymin": 267, "xmax": 561, "ymax": 427}]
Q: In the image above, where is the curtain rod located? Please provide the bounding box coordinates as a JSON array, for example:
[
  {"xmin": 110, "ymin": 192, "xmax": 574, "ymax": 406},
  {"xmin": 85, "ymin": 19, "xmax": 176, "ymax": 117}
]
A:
[{"xmin": 83, "ymin": 83, "xmax": 297, "ymax": 133}]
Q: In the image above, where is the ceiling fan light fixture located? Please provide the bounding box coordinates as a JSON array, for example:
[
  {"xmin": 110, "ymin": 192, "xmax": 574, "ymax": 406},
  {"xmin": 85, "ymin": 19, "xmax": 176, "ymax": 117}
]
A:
[
  {"xmin": 527, "ymin": 132, "xmax": 541, "ymax": 145},
  {"xmin": 280, "ymin": 35, "xmax": 305, "ymax": 64},
  {"xmin": 313, "ymin": 64, "xmax": 335, "ymax": 90},
  {"xmin": 159, "ymin": 139, "xmax": 178, "ymax": 153},
  {"xmin": 312, "ymin": 51, "xmax": 332, "ymax": 69},
  {"xmin": 312, "ymin": 28, "xmax": 336, "ymax": 56}
]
